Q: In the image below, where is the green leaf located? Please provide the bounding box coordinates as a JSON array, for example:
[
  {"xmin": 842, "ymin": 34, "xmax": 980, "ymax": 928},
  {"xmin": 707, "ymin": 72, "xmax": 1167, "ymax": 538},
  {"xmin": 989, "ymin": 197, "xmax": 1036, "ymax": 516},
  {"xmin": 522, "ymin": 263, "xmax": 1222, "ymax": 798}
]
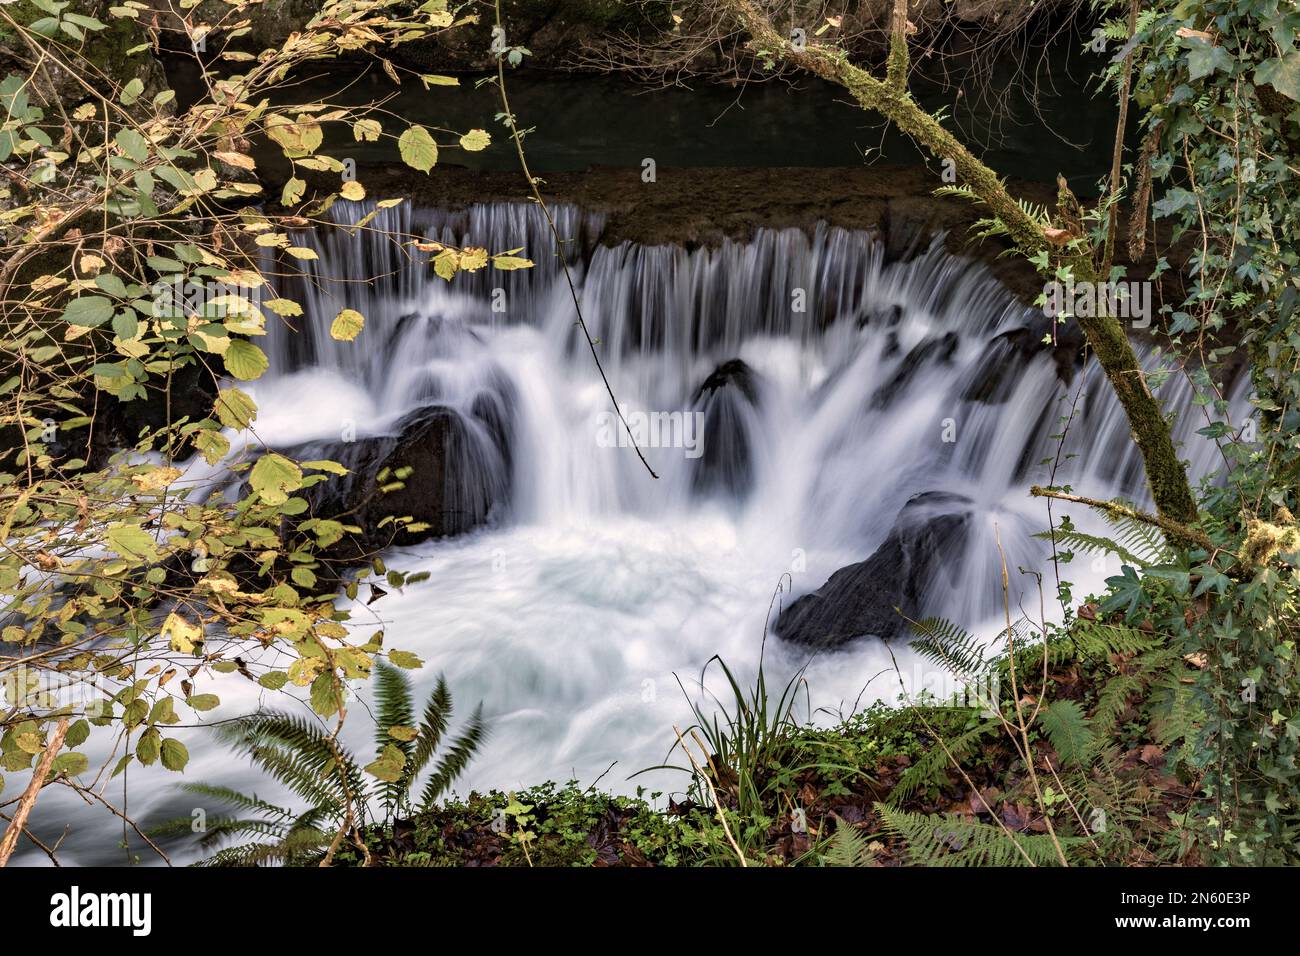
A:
[
  {"xmin": 214, "ymin": 387, "xmax": 257, "ymax": 430},
  {"xmin": 136, "ymin": 728, "xmax": 160, "ymax": 766},
  {"xmin": 223, "ymin": 339, "xmax": 269, "ymax": 381},
  {"xmin": 388, "ymin": 650, "xmax": 422, "ymax": 669},
  {"xmin": 105, "ymin": 522, "xmax": 159, "ymax": 562},
  {"xmin": 61, "ymin": 296, "xmax": 115, "ymax": 329},
  {"xmin": 160, "ymin": 738, "xmax": 189, "ymax": 771},
  {"xmin": 1186, "ymin": 42, "xmax": 1233, "ymax": 82},
  {"xmin": 398, "ymin": 124, "xmax": 437, "ymax": 173},
  {"xmin": 249, "ymin": 453, "xmax": 303, "ymax": 506},
  {"xmin": 1256, "ymin": 54, "xmax": 1300, "ymax": 101},
  {"xmin": 119, "ymin": 77, "xmax": 144, "ymax": 106},
  {"xmin": 281, "ymin": 176, "xmax": 306, "ymax": 206},
  {"xmin": 258, "ymin": 671, "xmax": 288, "ymax": 690},
  {"xmin": 458, "ymin": 128, "xmax": 491, "ymax": 152},
  {"xmin": 186, "ymin": 694, "xmax": 220, "ymax": 712},
  {"xmin": 364, "ymin": 743, "xmax": 406, "ymax": 783},
  {"xmin": 51, "ymin": 752, "xmax": 89, "ymax": 777}
]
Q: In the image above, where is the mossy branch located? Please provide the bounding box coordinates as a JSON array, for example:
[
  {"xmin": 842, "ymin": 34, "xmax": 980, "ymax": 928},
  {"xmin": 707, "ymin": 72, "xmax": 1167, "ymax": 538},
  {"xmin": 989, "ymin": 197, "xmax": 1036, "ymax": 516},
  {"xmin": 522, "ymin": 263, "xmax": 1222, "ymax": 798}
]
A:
[
  {"xmin": 1029, "ymin": 486, "xmax": 1214, "ymax": 552},
  {"xmin": 720, "ymin": 0, "xmax": 1198, "ymax": 527}
]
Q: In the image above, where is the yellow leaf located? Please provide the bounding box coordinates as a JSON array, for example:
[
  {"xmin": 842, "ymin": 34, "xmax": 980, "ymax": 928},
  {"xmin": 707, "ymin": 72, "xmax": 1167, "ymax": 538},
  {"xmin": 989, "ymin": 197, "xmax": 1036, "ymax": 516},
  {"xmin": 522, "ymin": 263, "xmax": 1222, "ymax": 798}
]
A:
[
  {"xmin": 131, "ymin": 466, "xmax": 182, "ymax": 491},
  {"xmin": 340, "ymin": 180, "xmax": 365, "ymax": 201},
  {"xmin": 330, "ymin": 308, "xmax": 365, "ymax": 341},
  {"xmin": 162, "ymin": 612, "xmax": 202, "ymax": 654}
]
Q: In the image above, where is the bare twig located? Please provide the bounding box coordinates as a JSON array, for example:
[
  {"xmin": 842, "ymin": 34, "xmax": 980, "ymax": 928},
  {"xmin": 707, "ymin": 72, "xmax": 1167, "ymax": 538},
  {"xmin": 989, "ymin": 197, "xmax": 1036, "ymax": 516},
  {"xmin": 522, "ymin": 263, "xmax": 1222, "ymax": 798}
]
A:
[{"xmin": 0, "ymin": 717, "xmax": 68, "ymax": 867}]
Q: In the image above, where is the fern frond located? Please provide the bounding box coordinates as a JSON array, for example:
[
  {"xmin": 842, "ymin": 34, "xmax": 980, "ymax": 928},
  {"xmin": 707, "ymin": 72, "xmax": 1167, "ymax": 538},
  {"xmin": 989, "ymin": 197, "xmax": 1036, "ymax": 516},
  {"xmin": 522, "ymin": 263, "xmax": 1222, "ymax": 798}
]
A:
[
  {"xmin": 1038, "ymin": 699, "xmax": 1095, "ymax": 768},
  {"xmin": 175, "ymin": 782, "xmax": 294, "ymax": 821},
  {"xmin": 372, "ymin": 661, "xmax": 416, "ymax": 817},
  {"xmin": 887, "ymin": 720, "xmax": 997, "ymax": 805},
  {"xmin": 824, "ymin": 817, "xmax": 873, "ymax": 867},
  {"xmin": 876, "ymin": 804, "xmax": 1072, "ymax": 867},
  {"xmin": 908, "ymin": 616, "xmax": 993, "ymax": 682},
  {"xmin": 417, "ymin": 704, "xmax": 486, "ymax": 811},
  {"xmin": 217, "ymin": 711, "xmax": 368, "ymax": 813},
  {"xmin": 406, "ymin": 675, "xmax": 452, "ymax": 787},
  {"xmin": 1100, "ymin": 507, "xmax": 1172, "ymax": 565},
  {"xmin": 1033, "ymin": 528, "xmax": 1146, "ymax": 566}
]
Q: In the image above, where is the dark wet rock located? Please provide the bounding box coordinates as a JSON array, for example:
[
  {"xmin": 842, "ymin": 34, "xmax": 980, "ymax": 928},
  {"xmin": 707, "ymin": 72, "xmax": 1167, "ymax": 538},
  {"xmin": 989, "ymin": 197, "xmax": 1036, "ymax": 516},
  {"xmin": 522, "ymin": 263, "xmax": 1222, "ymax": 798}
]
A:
[
  {"xmin": 775, "ymin": 491, "xmax": 974, "ymax": 649},
  {"xmin": 871, "ymin": 332, "xmax": 960, "ymax": 409},
  {"xmin": 691, "ymin": 359, "xmax": 761, "ymax": 499},
  {"xmin": 961, "ymin": 315, "xmax": 1087, "ymax": 403},
  {"xmin": 856, "ymin": 303, "xmax": 904, "ymax": 330},
  {"xmin": 292, "ymin": 394, "xmax": 514, "ymax": 556}
]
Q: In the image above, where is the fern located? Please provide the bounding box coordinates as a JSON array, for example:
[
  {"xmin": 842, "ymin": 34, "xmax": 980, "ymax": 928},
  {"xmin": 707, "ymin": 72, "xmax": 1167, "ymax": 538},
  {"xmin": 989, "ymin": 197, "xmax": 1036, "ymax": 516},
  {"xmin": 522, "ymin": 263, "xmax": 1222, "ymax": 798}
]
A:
[
  {"xmin": 824, "ymin": 817, "xmax": 873, "ymax": 867},
  {"xmin": 908, "ymin": 616, "xmax": 994, "ymax": 683},
  {"xmin": 1034, "ymin": 528, "xmax": 1147, "ymax": 567},
  {"xmin": 1100, "ymin": 508, "xmax": 1172, "ymax": 565},
  {"xmin": 888, "ymin": 720, "xmax": 997, "ymax": 805},
  {"xmin": 876, "ymin": 804, "xmax": 1073, "ymax": 866},
  {"xmin": 155, "ymin": 669, "xmax": 485, "ymax": 865},
  {"xmin": 1038, "ymin": 700, "xmax": 1095, "ymax": 768}
]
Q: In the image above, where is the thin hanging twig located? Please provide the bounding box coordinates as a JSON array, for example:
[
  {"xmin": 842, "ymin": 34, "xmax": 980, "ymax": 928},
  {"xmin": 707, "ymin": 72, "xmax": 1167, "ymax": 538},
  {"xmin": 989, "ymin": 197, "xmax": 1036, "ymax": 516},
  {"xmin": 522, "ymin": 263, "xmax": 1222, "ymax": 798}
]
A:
[{"xmin": 492, "ymin": 0, "xmax": 657, "ymax": 479}]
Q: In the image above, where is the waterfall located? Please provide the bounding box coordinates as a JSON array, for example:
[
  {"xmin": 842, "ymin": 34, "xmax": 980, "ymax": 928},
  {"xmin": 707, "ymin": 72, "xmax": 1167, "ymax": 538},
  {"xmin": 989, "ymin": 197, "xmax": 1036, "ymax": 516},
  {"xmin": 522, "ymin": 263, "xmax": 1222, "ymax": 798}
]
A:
[
  {"xmin": 253, "ymin": 200, "xmax": 1238, "ymax": 623},
  {"xmin": 222, "ymin": 198, "xmax": 1244, "ymax": 808},
  {"xmin": 28, "ymin": 199, "xmax": 1239, "ymax": 865}
]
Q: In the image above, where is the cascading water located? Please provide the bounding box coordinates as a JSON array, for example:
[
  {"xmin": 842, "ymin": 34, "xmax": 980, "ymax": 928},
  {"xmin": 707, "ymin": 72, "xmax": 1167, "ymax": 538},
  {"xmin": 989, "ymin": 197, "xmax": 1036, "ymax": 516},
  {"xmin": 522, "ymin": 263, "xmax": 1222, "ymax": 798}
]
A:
[
  {"xmin": 19, "ymin": 199, "xmax": 1245, "ymax": 864},
  {"xmin": 238, "ymin": 199, "xmax": 1241, "ymax": 801}
]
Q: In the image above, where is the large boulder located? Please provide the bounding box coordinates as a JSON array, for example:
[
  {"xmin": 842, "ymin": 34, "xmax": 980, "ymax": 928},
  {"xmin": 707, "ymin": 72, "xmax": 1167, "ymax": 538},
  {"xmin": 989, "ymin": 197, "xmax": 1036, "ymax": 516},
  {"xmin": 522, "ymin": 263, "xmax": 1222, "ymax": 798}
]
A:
[
  {"xmin": 690, "ymin": 359, "xmax": 761, "ymax": 499},
  {"xmin": 293, "ymin": 396, "xmax": 513, "ymax": 557},
  {"xmin": 775, "ymin": 491, "xmax": 974, "ymax": 649}
]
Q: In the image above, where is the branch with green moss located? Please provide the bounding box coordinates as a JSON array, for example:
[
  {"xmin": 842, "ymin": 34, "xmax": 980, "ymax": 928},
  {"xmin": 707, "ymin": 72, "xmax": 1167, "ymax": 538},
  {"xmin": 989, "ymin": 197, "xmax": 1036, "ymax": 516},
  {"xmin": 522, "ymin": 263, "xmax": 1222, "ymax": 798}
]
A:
[{"xmin": 719, "ymin": 0, "xmax": 1198, "ymax": 527}]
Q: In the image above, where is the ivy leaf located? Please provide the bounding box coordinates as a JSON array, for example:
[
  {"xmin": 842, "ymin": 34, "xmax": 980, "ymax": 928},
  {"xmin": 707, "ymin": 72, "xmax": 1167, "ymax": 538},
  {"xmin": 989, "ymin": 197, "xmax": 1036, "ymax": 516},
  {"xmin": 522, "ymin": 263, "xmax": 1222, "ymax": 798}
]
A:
[
  {"xmin": 1256, "ymin": 54, "xmax": 1300, "ymax": 101},
  {"xmin": 398, "ymin": 124, "xmax": 438, "ymax": 172},
  {"xmin": 1185, "ymin": 42, "xmax": 1234, "ymax": 82}
]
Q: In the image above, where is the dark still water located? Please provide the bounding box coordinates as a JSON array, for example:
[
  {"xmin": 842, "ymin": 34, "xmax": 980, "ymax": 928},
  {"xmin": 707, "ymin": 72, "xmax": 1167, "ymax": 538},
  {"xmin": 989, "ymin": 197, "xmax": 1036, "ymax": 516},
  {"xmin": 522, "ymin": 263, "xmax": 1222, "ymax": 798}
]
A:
[{"xmin": 174, "ymin": 42, "xmax": 1119, "ymax": 189}]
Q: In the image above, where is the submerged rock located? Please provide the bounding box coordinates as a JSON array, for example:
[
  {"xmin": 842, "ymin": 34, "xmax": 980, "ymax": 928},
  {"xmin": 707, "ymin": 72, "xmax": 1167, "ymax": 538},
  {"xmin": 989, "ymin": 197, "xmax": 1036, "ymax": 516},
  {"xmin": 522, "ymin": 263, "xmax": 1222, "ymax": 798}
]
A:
[
  {"xmin": 961, "ymin": 316, "xmax": 1085, "ymax": 403},
  {"xmin": 775, "ymin": 491, "xmax": 974, "ymax": 649},
  {"xmin": 870, "ymin": 332, "xmax": 960, "ymax": 409},
  {"xmin": 691, "ymin": 359, "xmax": 761, "ymax": 499}
]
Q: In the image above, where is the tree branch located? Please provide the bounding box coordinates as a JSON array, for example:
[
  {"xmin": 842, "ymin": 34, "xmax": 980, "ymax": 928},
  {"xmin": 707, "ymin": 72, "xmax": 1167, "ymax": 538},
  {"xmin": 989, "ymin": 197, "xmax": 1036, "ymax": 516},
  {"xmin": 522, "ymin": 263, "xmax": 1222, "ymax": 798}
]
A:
[
  {"xmin": 887, "ymin": 0, "xmax": 910, "ymax": 89},
  {"xmin": 718, "ymin": 0, "xmax": 1198, "ymax": 527},
  {"xmin": 1029, "ymin": 486, "xmax": 1214, "ymax": 552},
  {"xmin": 0, "ymin": 717, "xmax": 67, "ymax": 867}
]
